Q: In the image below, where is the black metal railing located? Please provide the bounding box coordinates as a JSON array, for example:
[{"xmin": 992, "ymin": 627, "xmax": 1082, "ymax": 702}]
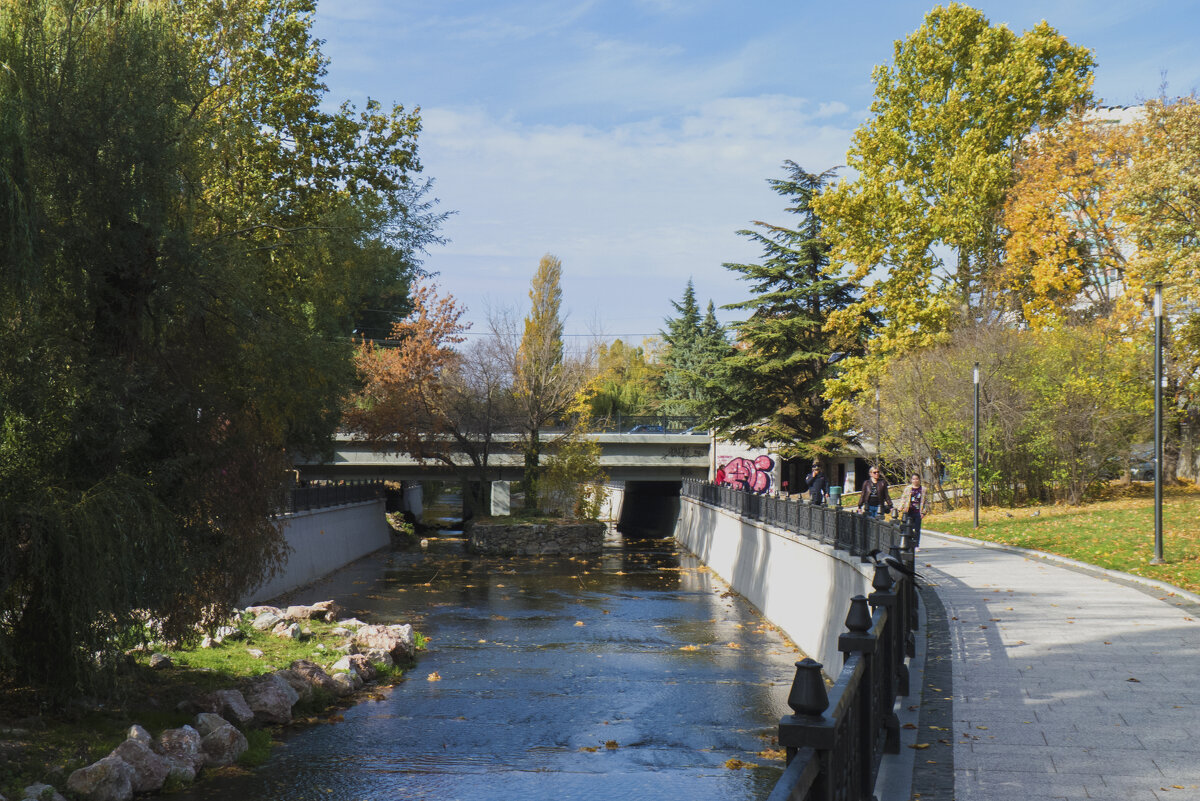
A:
[
  {"xmin": 282, "ymin": 480, "xmax": 386, "ymax": 514},
  {"xmin": 681, "ymin": 479, "xmax": 902, "ymax": 558},
  {"xmin": 538, "ymin": 415, "xmax": 703, "ymax": 434},
  {"xmin": 768, "ymin": 554, "xmax": 918, "ymax": 801}
]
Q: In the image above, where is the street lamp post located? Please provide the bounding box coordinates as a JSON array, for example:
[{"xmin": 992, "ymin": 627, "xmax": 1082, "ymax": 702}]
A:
[
  {"xmin": 1152, "ymin": 282, "xmax": 1164, "ymax": 564},
  {"xmin": 973, "ymin": 362, "xmax": 980, "ymax": 529}
]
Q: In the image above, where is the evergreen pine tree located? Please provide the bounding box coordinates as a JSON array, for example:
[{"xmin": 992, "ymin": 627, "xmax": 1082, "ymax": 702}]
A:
[
  {"xmin": 660, "ymin": 281, "xmax": 727, "ymax": 415},
  {"xmin": 704, "ymin": 162, "xmax": 863, "ymax": 456}
]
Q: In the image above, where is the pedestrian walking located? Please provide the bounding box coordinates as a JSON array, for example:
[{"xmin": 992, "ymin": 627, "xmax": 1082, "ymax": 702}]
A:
[
  {"xmin": 714, "ymin": 465, "xmax": 726, "ymax": 486},
  {"xmin": 895, "ymin": 473, "xmax": 931, "ymax": 546},
  {"xmin": 805, "ymin": 464, "xmax": 828, "ymax": 505},
  {"xmin": 856, "ymin": 466, "xmax": 891, "ymax": 518}
]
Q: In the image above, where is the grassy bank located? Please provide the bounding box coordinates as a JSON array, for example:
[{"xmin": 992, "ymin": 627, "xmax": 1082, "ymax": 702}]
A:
[
  {"xmin": 0, "ymin": 615, "xmax": 425, "ymax": 798},
  {"xmin": 928, "ymin": 483, "xmax": 1200, "ymax": 594}
]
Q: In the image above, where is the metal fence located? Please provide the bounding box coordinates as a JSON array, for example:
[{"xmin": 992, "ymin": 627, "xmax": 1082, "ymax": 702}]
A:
[
  {"xmin": 680, "ymin": 478, "xmax": 919, "ymax": 800},
  {"xmin": 680, "ymin": 479, "xmax": 902, "ymax": 558},
  {"xmin": 768, "ymin": 559, "xmax": 917, "ymax": 801},
  {"xmin": 282, "ymin": 480, "xmax": 386, "ymax": 514}
]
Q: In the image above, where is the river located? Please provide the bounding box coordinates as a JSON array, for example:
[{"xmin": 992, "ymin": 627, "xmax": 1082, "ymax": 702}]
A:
[{"xmin": 172, "ymin": 520, "xmax": 800, "ymax": 800}]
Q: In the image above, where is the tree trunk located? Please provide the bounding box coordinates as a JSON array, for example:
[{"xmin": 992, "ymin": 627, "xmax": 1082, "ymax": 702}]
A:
[{"xmin": 523, "ymin": 427, "xmax": 540, "ymax": 512}]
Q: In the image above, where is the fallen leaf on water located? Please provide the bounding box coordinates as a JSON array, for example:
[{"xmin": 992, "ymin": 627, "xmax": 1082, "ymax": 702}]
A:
[
  {"xmin": 909, "ymin": 743, "xmax": 931, "ymax": 750},
  {"xmin": 757, "ymin": 748, "xmax": 786, "ymax": 761},
  {"xmin": 575, "ymin": 621, "xmax": 585, "ymax": 627},
  {"xmin": 724, "ymin": 758, "xmax": 748, "ymax": 769},
  {"xmin": 976, "ymin": 726, "xmax": 988, "ymax": 730},
  {"xmin": 902, "ymin": 723, "xmax": 918, "ymax": 730},
  {"xmin": 605, "ymin": 740, "xmax": 619, "ymax": 750},
  {"xmin": 727, "ymin": 642, "xmax": 742, "ymax": 649},
  {"xmin": 580, "ymin": 746, "xmax": 598, "ymax": 753},
  {"xmin": 679, "ymin": 645, "xmax": 700, "ymax": 651},
  {"xmin": 1127, "ymin": 677, "xmax": 1141, "ymax": 682},
  {"xmin": 427, "ymin": 672, "xmax": 441, "ymax": 681}
]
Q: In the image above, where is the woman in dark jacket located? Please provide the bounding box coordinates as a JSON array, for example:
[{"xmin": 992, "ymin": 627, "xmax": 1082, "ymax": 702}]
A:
[{"xmin": 856, "ymin": 466, "xmax": 891, "ymax": 518}]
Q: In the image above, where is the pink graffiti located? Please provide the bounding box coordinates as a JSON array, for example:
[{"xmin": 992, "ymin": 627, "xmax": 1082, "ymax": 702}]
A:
[{"xmin": 720, "ymin": 455, "xmax": 775, "ymax": 494}]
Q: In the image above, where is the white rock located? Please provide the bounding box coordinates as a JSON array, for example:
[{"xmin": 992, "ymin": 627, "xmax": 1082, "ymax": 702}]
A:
[
  {"xmin": 66, "ymin": 754, "xmax": 136, "ymax": 801},
  {"xmin": 111, "ymin": 739, "xmax": 169, "ymax": 793}
]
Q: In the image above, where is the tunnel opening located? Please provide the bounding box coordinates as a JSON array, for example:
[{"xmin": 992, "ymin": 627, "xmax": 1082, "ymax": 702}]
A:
[{"xmin": 617, "ymin": 480, "xmax": 682, "ymax": 538}]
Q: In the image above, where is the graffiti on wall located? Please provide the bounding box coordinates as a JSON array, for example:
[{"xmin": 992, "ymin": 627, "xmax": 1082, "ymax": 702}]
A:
[{"xmin": 717, "ymin": 454, "xmax": 775, "ymax": 494}]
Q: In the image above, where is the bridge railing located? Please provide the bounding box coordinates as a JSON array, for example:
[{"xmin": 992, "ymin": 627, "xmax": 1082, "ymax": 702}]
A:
[
  {"xmin": 769, "ymin": 560, "xmax": 916, "ymax": 801},
  {"xmin": 539, "ymin": 415, "xmax": 703, "ymax": 434},
  {"xmin": 282, "ymin": 480, "xmax": 386, "ymax": 514},
  {"xmin": 680, "ymin": 479, "xmax": 902, "ymax": 558}
]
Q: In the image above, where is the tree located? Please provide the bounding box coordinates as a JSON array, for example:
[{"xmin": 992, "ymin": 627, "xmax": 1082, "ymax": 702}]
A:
[
  {"xmin": 584, "ymin": 339, "xmax": 664, "ymax": 420},
  {"xmin": 1002, "ymin": 108, "xmax": 1135, "ymax": 326},
  {"xmin": 814, "ymin": 3, "xmax": 1094, "ymax": 431},
  {"xmin": 512, "ymin": 254, "xmax": 587, "ymax": 510},
  {"xmin": 703, "ymin": 162, "xmax": 861, "ymax": 456},
  {"xmin": 660, "ymin": 280, "xmax": 728, "ymax": 415},
  {"xmin": 1118, "ymin": 97, "xmax": 1200, "ymax": 481},
  {"xmin": 0, "ymin": 0, "xmax": 438, "ymax": 696}
]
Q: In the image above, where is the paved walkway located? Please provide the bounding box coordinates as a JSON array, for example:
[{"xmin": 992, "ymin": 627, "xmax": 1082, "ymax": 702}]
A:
[{"xmin": 910, "ymin": 532, "xmax": 1200, "ymax": 801}]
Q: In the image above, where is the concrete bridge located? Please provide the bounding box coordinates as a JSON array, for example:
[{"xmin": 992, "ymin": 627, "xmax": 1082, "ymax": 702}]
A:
[{"xmin": 294, "ymin": 431, "xmax": 713, "ymax": 483}]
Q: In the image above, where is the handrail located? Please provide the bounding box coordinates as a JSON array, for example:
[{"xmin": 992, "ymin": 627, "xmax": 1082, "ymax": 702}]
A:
[
  {"xmin": 679, "ymin": 478, "xmax": 919, "ymax": 799},
  {"xmin": 282, "ymin": 480, "xmax": 386, "ymax": 514},
  {"xmin": 680, "ymin": 479, "xmax": 904, "ymax": 558},
  {"xmin": 766, "ymin": 555, "xmax": 918, "ymax": 800}
]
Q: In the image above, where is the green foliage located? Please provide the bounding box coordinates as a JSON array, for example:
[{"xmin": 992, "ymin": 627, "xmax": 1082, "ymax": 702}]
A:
[
  {"xmin": 584, "ymin": 339, "xmax": 664, "ymax": 419},
  {"xmin": 660, "ymin": 281, "xmax": 729, "ymax": 415},
  {"xmin": 870, "ymin": 323, "xmax": 1150, "ymax": 507},
  {"xmin": 0, "ymin": 0, "xmax": 437, "ymax": 698},
  {"xmin": 705, "ymin": 162, "xmax": 862, "ymax": 457},
  {"xmin": 238, "ymin": 729, "xmax": 277, "ymax": 768},
  {"xmin": 814, "ymin": 3, "xmax": 1094, "ymax": 431},
  {"xmin": 540, "ymin": 430, "xmax": 608, "ymax": 519}
]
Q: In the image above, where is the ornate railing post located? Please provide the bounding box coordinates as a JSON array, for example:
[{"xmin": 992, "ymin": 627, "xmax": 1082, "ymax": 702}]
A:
[
  {"xmin": 777, "ymin": 658, "xmax": 834, "ymax": 800},
  {"xmin": 838, "ymin": 596, "xmax": 880, "ymax": 799}
]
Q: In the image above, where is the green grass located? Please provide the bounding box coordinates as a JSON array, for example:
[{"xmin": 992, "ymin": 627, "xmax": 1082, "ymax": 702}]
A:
[
  {"xmin": 0, "ymin": 616, "xmax": 425, "ymax": 799},
  {"xmin": 930, "ymin": 483, "xmax": 1200, "ymax": 594}
]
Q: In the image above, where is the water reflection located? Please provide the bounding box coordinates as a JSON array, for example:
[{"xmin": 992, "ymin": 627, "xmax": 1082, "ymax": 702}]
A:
[{"xmin": 174, "ymin": 526, "xmax": 800, "ymax": 801}]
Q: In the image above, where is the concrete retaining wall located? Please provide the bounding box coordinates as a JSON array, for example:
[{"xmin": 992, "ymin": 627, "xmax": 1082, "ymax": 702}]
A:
[
  {"xmin": 674, "ymin": 496, "xmax": 873, "ymax": 673},
  {"xmin": 246, "ymin": 499, "xmax": 391, "ymax": 605}
]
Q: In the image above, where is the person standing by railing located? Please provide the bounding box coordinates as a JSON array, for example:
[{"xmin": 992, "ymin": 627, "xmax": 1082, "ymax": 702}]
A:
[
  {"xmin": 805, "ymin": 463, "xmax": 828, "ymax": 505},
  {"xmin": 895, "ymin": 473, "xmax": 930, "ymax": 546},
  {"xmin": 856, "ymin": 466, "xmax": 891, "ymax": 518}
]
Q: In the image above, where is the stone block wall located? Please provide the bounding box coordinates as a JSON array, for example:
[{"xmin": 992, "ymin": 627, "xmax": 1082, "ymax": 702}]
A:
[{"xmin": 468, "ymin": 521, "xmax": 606, "ymax": 556}]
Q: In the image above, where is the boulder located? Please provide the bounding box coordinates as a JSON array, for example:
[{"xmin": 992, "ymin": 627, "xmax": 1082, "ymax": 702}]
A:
[
  {"xmin": 330, "ymin": 672, "xmax": 358, "ymax": 695},
  {"xmin": 251, "ymin": 612, "xmax": 283, "ymax": 631},
  {"xmin": 244, "ymin": 605, "xmax": 282, "ymax": 618},
  {"xmin": 245, "ymin": 673, "xmax": 299, "ymax": 725},
  {"xmin": 193, "ymin": 713, "xmax": 229, "ymax": 738},
  {"xmin": 288, "ymin": 659, "xmax": 344, "ymax": 698},
  {"xmin": 274, "ymin": 669, "xmax": 315, "ymax": 704},
  {"xmin": 271, "ymin": 621, "xmax": 302, "ymax": 640},
  {"xmin": 309, "ymin": 600, "xmax": 343, "ymax": 621},
  {"xmin": 126, "ymin": 725, "xmax": 151, "ymax": 745},
  {"xmin": 200, "ymin": 724, "xmax": 248, "ymax": 768},
  {"xmin": 111, "ymin": 738, "xmax": 169, "ymax": 793},
  {"xmin": 362, "ymin": 648, "xmax": 394, "ymax": 669},
  {"xmin": 66, "ymin": 755, "xmax": 136, "ymax": 801},
  {"xmin": 333, "ymin": 654, "xmax": 377, "ymax": 682},
  {"xmin": 21, "ymin": 784, "xmax": 67, "ymax": 801},
  {"xmin": 153, "ymin": 725, "xmax": 205, "ymax": 773},
  {"xmin": 148, "ymin": 653, "xmax": 172, "ymax": 670},
  {"xmin": 353, "ymin": 624, "xmax": 414, "ymax": 663},
  {"xmin": 194, "ymin": 689, "xmax": 255, "ymax": 728},
  {"xmin": 336, "ymin": 618, "xmax": 367, "ymax": 628}
]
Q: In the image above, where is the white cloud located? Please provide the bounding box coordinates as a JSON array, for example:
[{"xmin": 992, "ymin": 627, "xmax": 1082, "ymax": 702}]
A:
[{"xmin": 417, "ymin": 97, "xmax": 858, "ymax": 336}]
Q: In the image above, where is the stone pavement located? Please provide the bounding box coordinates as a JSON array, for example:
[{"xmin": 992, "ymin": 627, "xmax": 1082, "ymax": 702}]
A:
[{"xmin": 908, "ymin": 532, "xmax": 1200, "ymax": 801}]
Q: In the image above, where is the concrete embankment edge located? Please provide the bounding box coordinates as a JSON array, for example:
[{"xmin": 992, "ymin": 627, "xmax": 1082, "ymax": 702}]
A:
[
  {"xmin": 246, "ymin": 499, "xmax": 392, "ymax": 605},
  {"xmin": 673, "ymin": 496, "xmax": 874, "ymax": 674}
]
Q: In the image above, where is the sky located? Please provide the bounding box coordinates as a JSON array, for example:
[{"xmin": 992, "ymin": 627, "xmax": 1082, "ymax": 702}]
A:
[{"xmin": 311, "ymin": 1, "xmax": 1200, "ymax": 342}]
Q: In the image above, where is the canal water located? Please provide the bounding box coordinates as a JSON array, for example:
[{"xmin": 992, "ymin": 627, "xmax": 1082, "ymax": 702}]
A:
[{"xmin": 175, "ymin": 521, "xmax": 801, "ymax": 800}]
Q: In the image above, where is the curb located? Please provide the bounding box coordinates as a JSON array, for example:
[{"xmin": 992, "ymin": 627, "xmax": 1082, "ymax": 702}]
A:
[{"xmin": 922, "ymin": 528, "xmax": 1200, "ymax": 607}]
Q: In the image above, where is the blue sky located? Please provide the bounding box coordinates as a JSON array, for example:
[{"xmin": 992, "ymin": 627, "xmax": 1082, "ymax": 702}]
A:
[{"xmin": 312, "ymin": 1, "xmax": 1200, "ymax": 342}]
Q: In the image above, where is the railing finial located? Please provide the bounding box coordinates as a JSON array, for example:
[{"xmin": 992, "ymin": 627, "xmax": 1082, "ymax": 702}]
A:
[{"xmin": 786, "ymin": 658, "xmax": 829, "ymax": 717}]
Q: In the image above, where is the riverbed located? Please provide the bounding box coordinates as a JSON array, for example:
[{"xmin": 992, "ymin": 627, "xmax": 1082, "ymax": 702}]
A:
[{"xmin": 173, "ymin": 526, "xmax": 801, "ymax": 800}]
